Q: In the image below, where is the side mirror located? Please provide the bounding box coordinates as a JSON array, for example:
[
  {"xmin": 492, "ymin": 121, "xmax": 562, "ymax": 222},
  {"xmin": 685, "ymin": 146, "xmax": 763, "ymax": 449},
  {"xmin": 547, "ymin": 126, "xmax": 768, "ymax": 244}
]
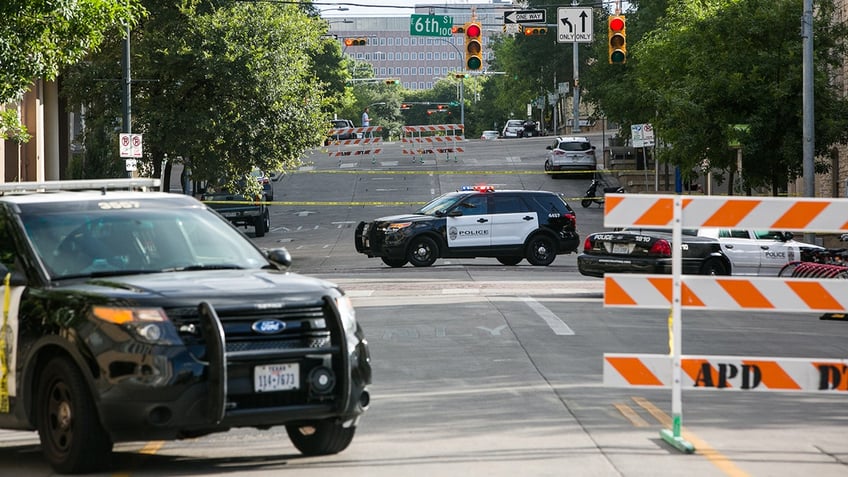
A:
[
  {"xmin": 0, "ymin": 264, "xmax": 27, "ymax": 286},
  {"xmin": 782, "ymin": 231, "xmax": 794, "ymax": 242},
  {"xmin": 546, "ymin": 145, "xmax": 553, "ymax": 150},
  {"xmin": 266, "ymin": 248, "xmax": 292, "ymax": 269},
  {"xmin": 447, "ymin": 209, "xmax": 463, "ymax": 217}
]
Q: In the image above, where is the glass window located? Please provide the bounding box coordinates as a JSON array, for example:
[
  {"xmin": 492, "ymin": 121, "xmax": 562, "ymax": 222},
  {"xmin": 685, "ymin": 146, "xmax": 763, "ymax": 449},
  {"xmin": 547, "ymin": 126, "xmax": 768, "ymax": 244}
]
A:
[
  {"xmin": 493, "ymin": 196, "xmax": 529, "ymax": 214},
  {"xmin": 458, "ymin": 195, "xmax": 488, "ymax": 215}
]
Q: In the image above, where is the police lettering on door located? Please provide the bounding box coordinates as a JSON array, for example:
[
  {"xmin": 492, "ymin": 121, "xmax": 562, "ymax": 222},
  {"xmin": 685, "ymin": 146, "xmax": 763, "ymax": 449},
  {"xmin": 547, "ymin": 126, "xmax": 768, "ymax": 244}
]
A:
[{"xmin": 449, "ymin": 226, "xmax": 489, "ymax": 241}]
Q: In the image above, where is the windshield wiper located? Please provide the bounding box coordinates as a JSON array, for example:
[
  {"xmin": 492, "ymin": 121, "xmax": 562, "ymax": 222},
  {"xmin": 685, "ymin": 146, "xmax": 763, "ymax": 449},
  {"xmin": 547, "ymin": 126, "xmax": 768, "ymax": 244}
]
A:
[{"xmin": 161, "ymin": 264, "xmax": 244, "ymax": 272}]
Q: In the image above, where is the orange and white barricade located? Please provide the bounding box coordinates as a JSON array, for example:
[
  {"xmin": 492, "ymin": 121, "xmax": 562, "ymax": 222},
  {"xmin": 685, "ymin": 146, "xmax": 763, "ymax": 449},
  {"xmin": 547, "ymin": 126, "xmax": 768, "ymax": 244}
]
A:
[
  {"xmin": 401, "ymin": 124, "xmax": 464, "ymax": 163},
  {"xmin": 326, "ymin": 126, "xmax": 383, "ymax": 163},
  {"xmin": 600, "ymin": 193, "xmax": 848, "ymax": 453}
]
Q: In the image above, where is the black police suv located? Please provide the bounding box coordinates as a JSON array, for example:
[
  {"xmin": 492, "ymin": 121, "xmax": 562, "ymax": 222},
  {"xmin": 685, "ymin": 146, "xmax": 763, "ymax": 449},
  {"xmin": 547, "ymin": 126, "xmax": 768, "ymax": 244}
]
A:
[
  {"xmin": 0, "ymin": 179, "xmax": 370, "ymax": 473},
  {"xmin": 355, "ymin": 186, "xmax": 580, "ymax": 267}
]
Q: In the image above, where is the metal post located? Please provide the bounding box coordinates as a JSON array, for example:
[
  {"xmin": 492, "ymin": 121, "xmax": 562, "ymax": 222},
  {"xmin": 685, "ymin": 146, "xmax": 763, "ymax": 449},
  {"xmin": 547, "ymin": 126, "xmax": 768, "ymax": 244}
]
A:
[
  {"xmin": 122, "ymin": 24, "xmax": 132, "ymax": 178},
  {"xmin": 571, "ymin": 0, "xmax": 580, "ymax": 134},
  {"xmin": 460, "ymin": 80, "xmax": 465, "ymax": 131},
  {"xmin": 802, "ymin": 0, "xmax": 815, "ymax": 243}
]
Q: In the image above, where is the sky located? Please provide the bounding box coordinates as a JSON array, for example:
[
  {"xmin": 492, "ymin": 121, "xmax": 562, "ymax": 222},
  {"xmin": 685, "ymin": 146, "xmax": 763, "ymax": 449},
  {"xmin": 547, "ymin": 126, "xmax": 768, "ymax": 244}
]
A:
[{"xmin": 318, "ymin": 1, "xmax": 487, "ymax": 17}]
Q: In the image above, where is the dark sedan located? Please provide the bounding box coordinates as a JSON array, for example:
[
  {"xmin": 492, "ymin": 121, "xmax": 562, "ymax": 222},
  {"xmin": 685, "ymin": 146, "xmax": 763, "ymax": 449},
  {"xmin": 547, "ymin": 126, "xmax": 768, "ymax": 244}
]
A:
[{"xmin": 578, "ymin": 228, "xmax": 731, "ymax": 277}]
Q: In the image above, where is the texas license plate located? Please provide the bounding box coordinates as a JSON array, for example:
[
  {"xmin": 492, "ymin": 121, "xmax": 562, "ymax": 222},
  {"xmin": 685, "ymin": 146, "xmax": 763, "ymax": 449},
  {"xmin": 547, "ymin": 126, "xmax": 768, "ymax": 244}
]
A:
[{"xmin": 254, "ymin": 363, "xmax": 299, "ymax": 392}]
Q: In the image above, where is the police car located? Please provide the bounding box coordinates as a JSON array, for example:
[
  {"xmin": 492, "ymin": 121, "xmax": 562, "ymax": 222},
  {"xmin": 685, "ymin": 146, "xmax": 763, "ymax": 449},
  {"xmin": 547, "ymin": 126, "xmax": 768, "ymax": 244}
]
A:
[
  {"xmin": 354, "ymin": 186, "xmax": 580, "ymax": 267},
  {"xmin": 0, "ymin": 179, "xmax": 370, "ymax": 473}
]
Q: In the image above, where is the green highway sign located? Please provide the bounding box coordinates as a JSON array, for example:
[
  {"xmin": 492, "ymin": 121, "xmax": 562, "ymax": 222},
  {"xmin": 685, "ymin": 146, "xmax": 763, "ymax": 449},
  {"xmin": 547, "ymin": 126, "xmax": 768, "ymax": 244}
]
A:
[{"xmin": 410, "ymin": 14, "xmax": 452, "ymax": 37}]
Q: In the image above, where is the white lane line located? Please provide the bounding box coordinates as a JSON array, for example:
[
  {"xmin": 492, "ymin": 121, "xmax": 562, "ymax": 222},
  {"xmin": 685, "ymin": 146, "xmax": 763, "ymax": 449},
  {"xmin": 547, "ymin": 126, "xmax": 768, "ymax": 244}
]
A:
[{"xmin": 521, "ymin": 296, "xmax": 575, "ymax": 335}]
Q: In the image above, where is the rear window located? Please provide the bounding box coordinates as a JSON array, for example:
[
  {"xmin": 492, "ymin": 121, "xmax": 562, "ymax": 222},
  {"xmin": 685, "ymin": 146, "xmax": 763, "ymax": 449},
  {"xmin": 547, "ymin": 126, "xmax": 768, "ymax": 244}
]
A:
[
  {"xmin": 559, "ymin": 141, "xmax": 592, "ymax": 152},
  {"xmin": 506, "ymin": 120, "xmax": 523, "ymax": 127}
]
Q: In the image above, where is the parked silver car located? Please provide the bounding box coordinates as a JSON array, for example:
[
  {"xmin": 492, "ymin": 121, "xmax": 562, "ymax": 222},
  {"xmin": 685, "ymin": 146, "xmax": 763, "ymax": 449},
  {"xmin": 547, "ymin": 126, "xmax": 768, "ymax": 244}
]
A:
[{"xmin": 545, "ymin": 136, "xmax": 597, "ymax": 176}]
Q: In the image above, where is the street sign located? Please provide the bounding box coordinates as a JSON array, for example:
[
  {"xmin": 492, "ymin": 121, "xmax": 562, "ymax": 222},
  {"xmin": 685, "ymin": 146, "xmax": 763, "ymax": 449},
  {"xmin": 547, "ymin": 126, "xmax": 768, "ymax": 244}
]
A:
[
  {"xmin": 557, "ymin": 7, "xmax": 593, "ymax": 43},
  {"xmin": 410, "ymin": 14, "xmax": 452, "ymax": 37},
  {"xmin": 119, "ymin": 133, "xmax": 143, "ymax": 158},
  {"xmin": 503, "ymin": 10, "xmax": 546, "ymax": 24},
  {"xmin": 631, "ymin": 123, "xmax": 655, "ymax": 148}
]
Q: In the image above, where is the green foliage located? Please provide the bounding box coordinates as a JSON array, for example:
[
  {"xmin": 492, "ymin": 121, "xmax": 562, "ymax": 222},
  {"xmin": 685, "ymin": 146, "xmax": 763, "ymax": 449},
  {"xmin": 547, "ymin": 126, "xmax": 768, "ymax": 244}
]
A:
[
  {"xmin": 63, "ymin": 0, "xmax": 342, "ymax": 186},
  {"xmin": 0, "ymin": 0, "xmax": 142, "ymax": 104},
  {"xmin": 0, "ymin": 109, "xmax": 31, "ymax": 143},
  {"xmin": 632, "ymin": 0, "xmax": 848, "ymax": 191}
]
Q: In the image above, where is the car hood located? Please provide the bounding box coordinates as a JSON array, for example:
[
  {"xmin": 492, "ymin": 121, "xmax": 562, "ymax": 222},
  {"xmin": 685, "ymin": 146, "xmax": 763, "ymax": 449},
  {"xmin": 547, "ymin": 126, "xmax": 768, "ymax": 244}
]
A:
[{"xmin": 54, "ymin": 269, "xmax": 337, "ymax": 303}]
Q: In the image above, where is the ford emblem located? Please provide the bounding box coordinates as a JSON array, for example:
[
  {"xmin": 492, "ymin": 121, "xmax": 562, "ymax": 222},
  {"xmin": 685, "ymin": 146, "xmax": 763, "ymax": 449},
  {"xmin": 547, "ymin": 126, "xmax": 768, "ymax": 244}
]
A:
[{"xmin": 252, "ymin": 319, "xmax": 287, "ymax": 334}]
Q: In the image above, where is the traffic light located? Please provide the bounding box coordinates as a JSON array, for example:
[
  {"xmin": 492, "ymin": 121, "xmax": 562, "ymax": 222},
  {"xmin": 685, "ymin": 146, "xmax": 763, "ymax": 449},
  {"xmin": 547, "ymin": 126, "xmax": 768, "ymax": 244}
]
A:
[
  {"xmin": 400, "ymin": 103, "xmax": 411, "ymax": 110},
  {"xmin": 464, "ymin": 22, "xmax": 483, "ymax": 71},
  {"xmin": 344, "ymin": 37, "xmax": 367, "ymax": 47},
  {"xmin": 608, "ymin": 15, "xmax": 626, "ymax": 64},
  {"xmin": 523, "ymin": 26, "xmax": 547, "ymax": 36},
  {"xmin": 437, "ymin": 105, "xmax": 447, "ymax": 111},
  {"xmin": 451, "ymin": 25, "xmax": 465, "ymax": 35},
  {"xmin": 385, "ymin": 79, "xmax": 400, "ymax": 85}
]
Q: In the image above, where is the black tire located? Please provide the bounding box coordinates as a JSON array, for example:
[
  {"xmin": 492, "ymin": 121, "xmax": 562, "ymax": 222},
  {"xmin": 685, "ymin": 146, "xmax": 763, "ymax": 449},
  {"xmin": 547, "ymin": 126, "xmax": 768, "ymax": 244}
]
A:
[
  {"xmin": 497, "ymin": 256, "xmax": 523, "ymax": 266},
  {"xmin": 37, "ymin": 357, "xmax": 113, "ymax": 474},
  {"xmin": 700, "ymin": 258, "xmax": 729, "ymax": 276},
  {"xmin": 255, "ymin": 209, "xmax": 270, "ymax": 237},
  {"xmin": 580, "ymin": 198, "xmax": 593, "ymax": 208},
  {"xmin": 407, "ymin": 236, "xmax": 438, "ymax": 267},
  {"xmin": 525, "ymin": 235, "xmax": 557, "ymax": 266},
  {"xmin": 544, "ymin": 161, "xmax": 558, "ymax": 179},
  {"xmin": 381, "ymin": 257, "xmax": 408, "ymax": 268},
  {"xmin": 286, "ymin": 420, "xmax": 356, "ymax": 456}
]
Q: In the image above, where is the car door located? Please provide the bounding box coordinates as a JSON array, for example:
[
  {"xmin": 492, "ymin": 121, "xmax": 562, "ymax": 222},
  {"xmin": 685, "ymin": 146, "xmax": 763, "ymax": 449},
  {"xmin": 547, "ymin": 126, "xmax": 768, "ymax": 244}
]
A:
[
  {"xmin": 445, "ymin": 194, "xmax": 491, "ymax": 248},
  {"xmin": 713, "ymin": 229, "xmax": 762, "ymax": 275},
  {"xmin": 751, "ymin": 230, "xmax": 793, "ymax": 275},
  {"xmin": 490, "ymin": 194, "xmax": 538, "ymax": 246}
]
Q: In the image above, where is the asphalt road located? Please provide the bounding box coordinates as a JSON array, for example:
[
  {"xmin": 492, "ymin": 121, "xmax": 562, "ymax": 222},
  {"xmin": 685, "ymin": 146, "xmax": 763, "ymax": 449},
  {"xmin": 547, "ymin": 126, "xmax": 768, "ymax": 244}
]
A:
[{"xmin": 5, "ymin": 136, "xmax": 848, "ymax": 476}]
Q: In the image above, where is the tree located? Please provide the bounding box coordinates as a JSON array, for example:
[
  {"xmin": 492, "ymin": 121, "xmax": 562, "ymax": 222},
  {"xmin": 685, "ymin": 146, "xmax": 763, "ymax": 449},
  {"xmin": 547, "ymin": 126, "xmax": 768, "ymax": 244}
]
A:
[
  {"xmin": 63, "ymin": 0, "xmax": 343, "ymax": 189},
  {"xmin": 0, "ymin": 0, "xmax": 140, "ymax": 140},
  {"xmin": 589, "ymin": 0, "xmax": 848, "ymax": 194}
]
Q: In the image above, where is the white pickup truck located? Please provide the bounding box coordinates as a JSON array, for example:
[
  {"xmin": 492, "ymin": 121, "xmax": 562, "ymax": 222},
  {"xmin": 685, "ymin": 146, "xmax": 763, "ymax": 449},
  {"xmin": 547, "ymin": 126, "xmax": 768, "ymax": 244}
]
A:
[{"xmin": 696, "ymin": 228, "xmax": 823, "ymax": 276}]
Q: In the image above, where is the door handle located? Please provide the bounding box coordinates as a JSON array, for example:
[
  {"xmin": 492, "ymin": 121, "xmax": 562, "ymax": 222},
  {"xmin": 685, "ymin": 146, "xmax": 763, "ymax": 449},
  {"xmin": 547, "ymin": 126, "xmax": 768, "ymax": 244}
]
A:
[
  {"xmin": 477, "ymin": 218, "xmax": 488, "ymax": 223},
  {"xmin": 724, "ymin": 244, "xmax": 734, "ymax": 249},
  {"xmin": 523, "ymin": 216, "xmax": 533, "ymax": 221},
  {"xmin": 760, "ymin": 246, "xmax": 770, "ymax": 250}
]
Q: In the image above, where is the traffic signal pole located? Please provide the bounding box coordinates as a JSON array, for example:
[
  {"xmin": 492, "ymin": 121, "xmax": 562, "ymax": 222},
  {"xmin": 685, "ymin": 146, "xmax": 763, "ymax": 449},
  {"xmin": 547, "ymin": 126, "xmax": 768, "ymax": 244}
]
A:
[{"xmin": 571, "ymin": 0, "xmax": 581, "ymax": 133}]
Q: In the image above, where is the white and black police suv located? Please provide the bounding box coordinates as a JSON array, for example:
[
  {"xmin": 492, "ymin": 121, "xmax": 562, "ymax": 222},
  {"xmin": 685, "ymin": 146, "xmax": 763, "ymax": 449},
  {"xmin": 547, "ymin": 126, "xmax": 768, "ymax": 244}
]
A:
[
  {"xmin": 355, "ymin": 185, "xmax": 580, "ymax": 267},
  {"xmin": 0, "ymin": 179, "xmax": 370, "ymax": 473}
]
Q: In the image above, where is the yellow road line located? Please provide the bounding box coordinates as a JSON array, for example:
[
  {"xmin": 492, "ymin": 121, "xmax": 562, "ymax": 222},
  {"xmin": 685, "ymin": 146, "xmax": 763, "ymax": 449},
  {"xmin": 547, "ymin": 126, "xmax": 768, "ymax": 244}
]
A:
[
  {"xmin": 632, "ymin": 397, "xmax": 751, "ymax": 477},
  {"xmin": 614, "ymin": 402, "xmax": 650, "ymax": 427}
]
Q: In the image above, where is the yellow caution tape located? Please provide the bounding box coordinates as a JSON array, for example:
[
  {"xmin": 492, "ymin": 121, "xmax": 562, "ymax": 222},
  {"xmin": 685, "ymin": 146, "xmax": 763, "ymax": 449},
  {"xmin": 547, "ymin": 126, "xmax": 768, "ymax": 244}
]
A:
[{"xmin": 0, "ymin": 273, "xmax": 10, "ymax": 412}]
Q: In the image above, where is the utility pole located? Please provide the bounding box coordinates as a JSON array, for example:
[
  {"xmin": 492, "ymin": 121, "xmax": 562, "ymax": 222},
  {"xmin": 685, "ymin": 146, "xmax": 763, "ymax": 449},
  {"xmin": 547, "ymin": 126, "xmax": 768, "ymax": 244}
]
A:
[
  {"xmin": 571, "ymin": 0, "xmax": 581, "ymax": 133},
  {"xmin": 122, "ymin": 24, "xmax": 132, "ymax": 178}
]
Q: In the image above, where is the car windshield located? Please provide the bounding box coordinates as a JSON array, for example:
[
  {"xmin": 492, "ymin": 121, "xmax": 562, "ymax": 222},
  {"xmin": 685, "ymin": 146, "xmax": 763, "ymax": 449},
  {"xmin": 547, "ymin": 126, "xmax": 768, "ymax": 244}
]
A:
[
  {"xmin": 19, "ymin": 199, "xmax": 270, "ymax": 280},
  {"xmin": 416, "ymin": 193, "xmax": 464, "ymax": 216}
]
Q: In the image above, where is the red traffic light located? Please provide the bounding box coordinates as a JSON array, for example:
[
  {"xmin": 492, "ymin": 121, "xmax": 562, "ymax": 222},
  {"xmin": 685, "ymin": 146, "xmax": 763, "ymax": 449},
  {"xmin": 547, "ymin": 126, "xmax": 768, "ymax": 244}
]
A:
[
  {"xmin": 465, "ymin": 23, "xmax": 481, "ymax": 37},
  {"xmin": 609, "ymin": 17, "xmax": 625, "ymax": 32},
  {"xmin": 344, "ymin": 37, "xmax": 367, "ymax": 47},
  {"xmin": 451, "ymin": 25, "xmax": 465, "ymax": 34}
]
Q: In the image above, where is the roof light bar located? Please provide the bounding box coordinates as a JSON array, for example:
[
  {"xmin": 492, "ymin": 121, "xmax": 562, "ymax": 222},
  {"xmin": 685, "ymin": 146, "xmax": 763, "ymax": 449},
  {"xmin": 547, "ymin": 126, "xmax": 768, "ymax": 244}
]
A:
[
  {"xmin": 459, "ymin": 185, "xmax": 495, "ymax": 192},
  {"xmin": 0, "ymin": 178, "xmax": 161, "ymax": 194}
]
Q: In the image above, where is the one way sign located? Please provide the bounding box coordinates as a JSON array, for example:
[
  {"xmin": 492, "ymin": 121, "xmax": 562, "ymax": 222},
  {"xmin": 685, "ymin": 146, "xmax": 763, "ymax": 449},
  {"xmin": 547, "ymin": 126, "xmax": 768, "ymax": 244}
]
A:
[
  {"xmin": 503, "ymin": 9, "xmax": 546, "ymax": 24},
  {"xmin": 557, "ymin": 7, "xmax": 593, "ymax": 43}
]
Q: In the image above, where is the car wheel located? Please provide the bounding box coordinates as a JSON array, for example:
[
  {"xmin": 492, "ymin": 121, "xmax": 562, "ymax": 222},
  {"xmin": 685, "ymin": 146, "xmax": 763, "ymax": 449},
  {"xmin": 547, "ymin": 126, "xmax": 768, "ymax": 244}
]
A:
[
  {"xmin": 525, "ymin": 235, "xmax": 557, "ymax": 266},
  {"xmin": 497, "ymin": 256, "xmax": 523, "ymax": 266},
  {"xmin": 700, "ymin": 258, "xmax": 729, "ymax": 275},
  {"xmin": 581, "ymin": 198, "xmax": 593, "ymax": 208},
  {"xmin": 254, "ymin": 210, "xmax": 269, "ymax": 237},
  {"xmin": 407, "ymin": 236, "xmax": 438, "ymax": 267},
  {"xmin": 544, "ymin": 161, "xmax": 558, "ymax": 178},
  {"xmin": 381, "ymin": 257, "xmax": 408, "ymax": 268},
  {"xmin": 286, "ymin": 420, "xmax": 356, "ymax": 456},
  {"xmin": 37, "ymin": 357, "xmax": 113, "ymax": 474}
]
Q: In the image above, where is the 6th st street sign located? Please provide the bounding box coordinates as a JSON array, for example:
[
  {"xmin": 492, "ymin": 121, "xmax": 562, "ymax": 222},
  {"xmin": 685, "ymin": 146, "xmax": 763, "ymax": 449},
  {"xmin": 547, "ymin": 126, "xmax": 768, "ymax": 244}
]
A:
[{"xmin": 557, "ymin": 7, "xmax": 593, "ymax": 43}]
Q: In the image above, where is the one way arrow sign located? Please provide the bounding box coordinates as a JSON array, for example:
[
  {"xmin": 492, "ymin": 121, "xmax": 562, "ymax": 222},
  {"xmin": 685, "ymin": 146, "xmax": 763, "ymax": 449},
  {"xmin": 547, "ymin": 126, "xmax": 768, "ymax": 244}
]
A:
[
  {"xmin": 557, "ymin": 7, "xmax": 593, "ymax": 43},
  {"xmin": 503, "ymin": 9, "xmax": 546, "ymax": 24}
]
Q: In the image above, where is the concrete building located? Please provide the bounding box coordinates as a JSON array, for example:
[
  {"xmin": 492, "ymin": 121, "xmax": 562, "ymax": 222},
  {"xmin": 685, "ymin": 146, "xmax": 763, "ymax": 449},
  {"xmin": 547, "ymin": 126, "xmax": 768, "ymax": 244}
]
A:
[{"xmin": 328, "ymin": 2, "xmax": 514, "ymax": 90}]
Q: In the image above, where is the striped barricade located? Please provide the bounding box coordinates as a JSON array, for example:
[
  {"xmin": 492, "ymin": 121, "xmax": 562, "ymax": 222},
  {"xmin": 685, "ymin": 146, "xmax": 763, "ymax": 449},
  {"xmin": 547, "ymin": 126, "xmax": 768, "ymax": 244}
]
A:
[
  {"xmin": 327, "ymin": 127, "xmax": 383, "ymax": 162},
  {"xmin": 603, "ymin": 274, "xmax": 848, "ymax": 312},
  {"xmin": 604, "ymin": 354, "xmax": 848, "ymax": 392},
  {"xmin": 401, "ymin": 124, "xmax": 465, "ymax": 162},
  {"xmin": 601, "ymin": 193, "xmax": 848, "ymax": 452}
]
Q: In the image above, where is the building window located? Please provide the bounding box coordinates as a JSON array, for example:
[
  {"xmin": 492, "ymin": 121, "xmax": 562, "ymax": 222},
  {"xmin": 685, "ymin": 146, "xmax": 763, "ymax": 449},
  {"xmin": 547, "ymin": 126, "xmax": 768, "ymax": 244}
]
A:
[
  {"xmin": 426, "ymin": 52, "xmax": 432, "ymax": 61},
  {"xmin": 418, "ymin": 66, "xmax": 424, "ymax": 75},
  {"xmin": 380, "ymin": 67, "xmax": 386, "ymax": 76},
  {"xmin": 388, "ymin": 37, "xmax": 394, "ymax": 46},
  {"xmin": 380, "ymin": 37, "xmax": 386, "ymax": 46},
  {"xmin": 403, "ymin": 52, "xmax": 409, "ymax": 61},
  {"xmin": 403, "ymin": 37, "xmax": 409, "ymax": 46},
  {"xmin": 403, "ymin": 67, "xmax": 410, "ymax": 75}
]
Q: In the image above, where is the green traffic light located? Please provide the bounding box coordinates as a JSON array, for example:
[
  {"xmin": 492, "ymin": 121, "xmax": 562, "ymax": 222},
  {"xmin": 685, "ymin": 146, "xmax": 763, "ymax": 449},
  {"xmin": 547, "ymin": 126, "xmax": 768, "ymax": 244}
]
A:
[
  {"xmin": 466, "ymin": 57, "xmax": 481, "ymax": 70},
  {"xmin": 610, "ymin": 50, "xmax": 625, "ymax": 64}
]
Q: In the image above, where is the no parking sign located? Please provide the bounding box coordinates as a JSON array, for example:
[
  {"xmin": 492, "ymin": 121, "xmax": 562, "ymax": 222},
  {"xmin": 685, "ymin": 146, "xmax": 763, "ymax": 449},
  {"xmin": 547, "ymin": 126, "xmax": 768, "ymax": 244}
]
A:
[{"xmin": 119, "ymin": 133, "xmax": 143, "ymax": 158}]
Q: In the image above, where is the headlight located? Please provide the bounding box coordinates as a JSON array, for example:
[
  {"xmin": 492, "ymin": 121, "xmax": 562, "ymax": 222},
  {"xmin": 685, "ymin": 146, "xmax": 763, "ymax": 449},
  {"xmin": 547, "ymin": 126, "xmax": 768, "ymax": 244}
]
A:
[
  {"xmin": 387, "ymin": 222, "xmax": 412, "ymax": 230},
  {"xmin": 335, "ymin": 293, "xmax": 360, "ymax": 349},
  {"xmin": 91, "ymin": 306, "xmax": 180, "ymax": 344}
]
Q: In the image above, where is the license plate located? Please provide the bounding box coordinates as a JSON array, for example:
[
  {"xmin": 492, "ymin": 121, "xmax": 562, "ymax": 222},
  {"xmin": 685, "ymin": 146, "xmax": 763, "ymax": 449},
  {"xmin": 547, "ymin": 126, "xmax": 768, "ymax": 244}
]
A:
[
  {"xmin": 222, "ymin": 212, "xmax": 239, "ymax": 218},
  {"xmin": 612, "ymin": 243, "xmax": 630, "ymax": 254},
  {"xmin": 254, "ymin": 363, "xmax": 299, "ymax": 392}
]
